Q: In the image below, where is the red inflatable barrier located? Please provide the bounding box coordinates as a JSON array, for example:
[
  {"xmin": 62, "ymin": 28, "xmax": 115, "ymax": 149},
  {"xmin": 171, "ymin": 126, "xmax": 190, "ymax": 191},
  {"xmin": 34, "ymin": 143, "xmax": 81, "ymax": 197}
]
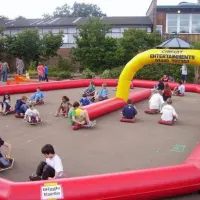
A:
[
  {"xmin": 1, "ymin": 164, "xmax": 200, "ymax": 200},
  {"xmin": 0, "ymin": 79, "xmax": 200, "ymax": 200}
]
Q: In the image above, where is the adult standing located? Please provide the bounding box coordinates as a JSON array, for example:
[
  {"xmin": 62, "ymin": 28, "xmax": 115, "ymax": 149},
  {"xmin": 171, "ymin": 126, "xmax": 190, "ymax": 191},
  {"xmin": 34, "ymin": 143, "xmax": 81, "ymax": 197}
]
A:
[
  {"xmin": 0, "ymin": 61, "xmax": 2, "ymax": 81},
  {"xmin": 16, "ymin": 57, "xmax": 24, "ymax": 75},
  {"xmin": 181, "ymin": 64, "xmax": 187, "ymax": 83},
  {"xmin": 37, "ymin": 62, "xmax": 44, "ymax": 82},
  {"xmin": 2, "ymin": 61, "xmax": 9, "ymax": 82}
]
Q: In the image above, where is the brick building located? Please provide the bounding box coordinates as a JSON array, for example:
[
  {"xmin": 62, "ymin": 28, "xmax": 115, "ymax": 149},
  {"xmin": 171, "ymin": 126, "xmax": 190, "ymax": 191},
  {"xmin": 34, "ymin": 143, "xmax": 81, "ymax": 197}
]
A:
[{"xmin": 147, "ymin": 0, "xmax": 200, "ymax": 42}]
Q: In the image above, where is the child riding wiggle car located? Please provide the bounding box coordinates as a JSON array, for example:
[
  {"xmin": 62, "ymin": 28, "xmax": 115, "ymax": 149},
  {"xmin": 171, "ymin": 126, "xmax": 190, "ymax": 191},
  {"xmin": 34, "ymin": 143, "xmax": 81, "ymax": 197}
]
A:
[
  {"xmin": 173, "ymin": 81, "xmax": 185, "ymax": 96},
  {"xmin": 15, "ymin": 96, "xmax": 28, "ymax": 118},
  {"xmin": 83, "ymin": 81, "xmax": 96, "ymax": 96},
  {"xmin": 159, "ymin": 98, "xmax": 178, "ymax": 125},
  {"xmin": 90, "ymin": 83, "xmax": 108, "ymax": 102},
  {"xmin": 29, "ymin": 144, "xmax": 66, "ymax": 181},
  {"xmin": 0, "ymin": 137, "xmax": 13, "ymax": 171},
  {"xmin": 145, "ymin": 90, "xmax": 164, "ymax": 114},
  {"xmin": 24, "ymin": 103, "xmax": 41, "ymax": 125},
  {"xmin": 55, "ymin": 96, "xmax": 72, "ymax": 117},
  {"xmin": 68, "ymin": 101, "xmax": 96, "ymax": 130},
  {"xmin": 120, "ymin": 99, "xmax": 137, "ymax": 123},
  {"xmin": 30, "ymin": 87, "xmax": 44, "ymax": 105},
  {"xmin": 0, "ymin": 93, "xmax": 15, "ymax": 115}
]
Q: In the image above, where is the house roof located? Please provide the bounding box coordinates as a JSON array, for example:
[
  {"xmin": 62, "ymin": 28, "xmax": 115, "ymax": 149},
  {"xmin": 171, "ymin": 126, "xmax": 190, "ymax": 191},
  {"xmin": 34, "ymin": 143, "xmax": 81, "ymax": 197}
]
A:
[
  {"xmin": 0, "ymin": 16, "xmax": 152, "ymax": 28},
  {"xmin": 157, "ymin": 2, "xmax": 200, "ymax": 11}
]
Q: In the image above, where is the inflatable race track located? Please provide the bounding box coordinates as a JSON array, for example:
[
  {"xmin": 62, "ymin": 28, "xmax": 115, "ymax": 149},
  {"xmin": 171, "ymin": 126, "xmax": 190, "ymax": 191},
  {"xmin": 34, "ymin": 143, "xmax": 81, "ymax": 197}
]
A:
[{"xmin": 1, "ymin": 48, "xmax": 200, "ymax": 200}]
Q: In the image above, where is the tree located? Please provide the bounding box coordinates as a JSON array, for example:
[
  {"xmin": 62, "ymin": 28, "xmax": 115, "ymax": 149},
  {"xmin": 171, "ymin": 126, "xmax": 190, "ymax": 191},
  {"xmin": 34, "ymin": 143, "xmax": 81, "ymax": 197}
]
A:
[
  {"xmin": 0, "ymin": 15, "xmax": 8, "ymax": 20},
  {"xmin": 71, "ymin": 2, "xmax": 106, "ymax": 17},
  {"xmin": 43, "ymin": 2, "xmax": 106, "ymax": 18},
  {"xmin": 39, "ymin": 31, "xmax": 64, "ymax": 59},
  {"xmin": 119, "ymin": 29, "xmax": 162, "ymax": 63},
  {"xmin": 15, "ymin": 16, "xmax": 26, "ymax": 20},
  {"xmin": 71, "ymin": 18, "xmax": 121, "ymax": 71},
  {"xmin": 53, "ymin": 3, "xmax": 71, "ymax": 17},
  {"xmin": 5, "ymin": 29, "xmax": 63, "ymax": 65}
]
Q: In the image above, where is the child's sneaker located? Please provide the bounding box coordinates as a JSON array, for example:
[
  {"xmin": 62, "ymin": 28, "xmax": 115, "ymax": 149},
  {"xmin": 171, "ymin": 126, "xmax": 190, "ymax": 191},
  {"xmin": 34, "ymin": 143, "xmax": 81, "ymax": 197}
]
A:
[{"xmin": 54, "ymin": 113, "xmax": 59, "ymax": 117}]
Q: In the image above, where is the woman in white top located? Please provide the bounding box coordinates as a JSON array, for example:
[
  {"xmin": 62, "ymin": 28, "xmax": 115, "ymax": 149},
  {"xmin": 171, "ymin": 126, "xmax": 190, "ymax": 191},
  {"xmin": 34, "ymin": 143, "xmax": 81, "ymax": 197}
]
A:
[
  {"xmin": 160, "ymin": 98, "xmax": 178, "ymax": 122},
  {"xmin": 149, "ymin": 90, "xmax": 164, "ymax": 111}
]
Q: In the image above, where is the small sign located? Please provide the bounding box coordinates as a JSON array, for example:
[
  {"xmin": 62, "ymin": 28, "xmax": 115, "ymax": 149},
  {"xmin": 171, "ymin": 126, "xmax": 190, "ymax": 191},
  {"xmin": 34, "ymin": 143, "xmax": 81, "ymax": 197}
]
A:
[
  {"xmin": 171, "ymin": 144, "xmax": 186, "ymax": 152},
  {"xmin": 41, "ymin": 184, "xmax": 63, "ymax": 200}
]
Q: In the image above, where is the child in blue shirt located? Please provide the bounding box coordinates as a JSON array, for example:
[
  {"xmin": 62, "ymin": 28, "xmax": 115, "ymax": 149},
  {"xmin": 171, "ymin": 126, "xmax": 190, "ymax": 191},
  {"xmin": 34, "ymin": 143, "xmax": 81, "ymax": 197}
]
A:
[
  {"xmin": 173, "ymin": 81, "xmax": 185, "ymax": 96},
  {"xmin": 15, "ymin": 96, "xmax": 28, "ymax": 116},
  {"xmin": 121, "ymin": 99, "xmax": 137, "ymax": 119},
  {"xmin": 30, "ymin": 87, "xmax": 44, "ymax": 103},
  {"xmin": 92, "ymin": 83, "xmax": 108, "ymax": 102},
  {"xmin": 80, "ymin": 94, "xmax": 90, "ymax": 106},
  {"xmin": 44, "ymin": 64, "xmax": 48, "ymax": 82}
]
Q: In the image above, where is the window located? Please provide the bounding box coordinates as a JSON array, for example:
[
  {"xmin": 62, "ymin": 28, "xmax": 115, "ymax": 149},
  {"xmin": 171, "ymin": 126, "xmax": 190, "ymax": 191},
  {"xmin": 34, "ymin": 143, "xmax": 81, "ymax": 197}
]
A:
[
  {"xmin": 179, "ymin": 14, "xmax": 190, "ymax": 33},
  {"xmin": 3, "ymin": 30, "xmax": 10, "ymax": 36},
  {"xmin": 156, "ymin": 25, "xmax": 163, "ymax": 35},
  {"xmin": 52, "ymin": 28, "xmax": 60, "ymax": 34},
  {"xmin": 166, "ymin": 14, "xmax": 200, "ymax": 34},
  {"xmin": 68, "ymin": 34, "xmax": 75, "ymax": 43},
  {"xmin": 10, "ymin": 29, "xmax": 19, "ymax": 35},
  {"xmin": 192, "ymin": 14, "xmax": 200, "ymax": 33},
  {"xmin": 43, "ymin": 29, "xmax": 52, "ymax": 34},
  {"xmin": 112, "ymin": 28, "xmax": 121, "ymax": 33},
  {"xmin": 68, "ymin": 27, "xmax": 76, "ymax": 34},
  {"xmin": 62, "ymin": 34, "xmax": 68, "ymax": 43},
  {"xmin": 167, "ymin": 14, "xmax": 178, "ymax": 34},
  {"xmin": 111, "ymin": 32, "xmax": 122, "ymax": 38}
]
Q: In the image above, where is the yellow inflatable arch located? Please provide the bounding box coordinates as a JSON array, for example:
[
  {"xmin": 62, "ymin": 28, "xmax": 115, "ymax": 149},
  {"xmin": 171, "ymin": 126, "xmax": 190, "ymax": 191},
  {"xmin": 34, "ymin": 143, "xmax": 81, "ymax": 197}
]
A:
[{"xmin": 116, "ymin": 49, "xmax": 200, "ymax": 101}]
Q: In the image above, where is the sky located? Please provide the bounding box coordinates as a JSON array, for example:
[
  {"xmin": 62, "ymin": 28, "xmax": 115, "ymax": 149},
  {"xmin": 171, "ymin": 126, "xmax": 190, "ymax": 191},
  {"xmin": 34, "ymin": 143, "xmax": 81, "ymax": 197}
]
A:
[{"xmin": 1, "ymin": 0, "xmax": 198, "ymax": 19}]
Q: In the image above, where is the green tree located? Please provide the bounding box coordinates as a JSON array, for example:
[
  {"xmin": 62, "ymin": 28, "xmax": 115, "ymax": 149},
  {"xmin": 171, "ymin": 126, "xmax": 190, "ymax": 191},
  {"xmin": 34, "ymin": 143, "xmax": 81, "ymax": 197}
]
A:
[
  {"xmin": 15, "ymin": 16, "xmax": 26, "ymax": 20},
  {"xmin": 5, "ymin": 29, "xmax": 63, "ymax": 65},
  {"xmin": 39, "ymin": 31, "xmax": 64, "ymax": 59},
  {"xmin": 0, "ymin": 26, "xmax": 6, "ymax": 58},
  {"xmin": 71, "ymin": 2, "xmax": 106, "ymax": 17},
  {"xmin": 119, "ymin": 29, "xmax": 162, "ymax": 62},
  {"xmin": 43, "ymin": 2, "xmax": 106, "ymax": 18},
  {"xmin": 71, "ymin": 18, "xmax": 120, "ymax": 71},
  {"xmin": 0, "ymin": 15, "xmax": 8, "ymax": 20}
]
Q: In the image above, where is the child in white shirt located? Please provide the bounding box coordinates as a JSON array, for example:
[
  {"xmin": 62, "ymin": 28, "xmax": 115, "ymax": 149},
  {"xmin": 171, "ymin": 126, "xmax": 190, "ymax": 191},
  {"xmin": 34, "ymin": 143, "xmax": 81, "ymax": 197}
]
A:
[
  {"xmin": 160, "ymin": 98, "xmax": 178, "ymax": 122},
  {"xmin": 24, "ymin": 103, "xmax": 40, "ymax": 122},
  {"xmin": 29, "ymin": 144, "xmax": 64, "ymax": 181},
  {"xmin": 173, "ymin": 81, "xmax": 185, "ymax": 96},
  {"xmin": 149, "ymin": 90, "xmax": 164, "ymax": 111}
]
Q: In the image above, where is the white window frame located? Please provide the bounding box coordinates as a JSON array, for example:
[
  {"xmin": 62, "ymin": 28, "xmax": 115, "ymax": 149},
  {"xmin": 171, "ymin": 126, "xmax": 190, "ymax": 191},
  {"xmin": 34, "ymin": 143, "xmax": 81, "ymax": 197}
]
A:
[{"xmin": 166, "ymin": 13, "xmax": 200, "ymax": 34}]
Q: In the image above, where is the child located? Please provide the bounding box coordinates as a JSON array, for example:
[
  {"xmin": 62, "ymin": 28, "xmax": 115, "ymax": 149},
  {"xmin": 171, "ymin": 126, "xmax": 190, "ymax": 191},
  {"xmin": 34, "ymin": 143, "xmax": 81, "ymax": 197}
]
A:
[
  {"xmin": 121, "ymin": 99, "xmax": 137, "ymax": 119},
  {"xmin": 44, "ymin": 64, "xmax": 48, "ymax": 82},
  {"xmin": 173, "ymin": 81, "xmax": 185, "ymax": 96},
  {"xmin": 0, "ymin": 93, "xmax": 12, "ymax": 114},
  {"xmin": 29, "ymin": 144, "xmax": 64, "ymax": 181},
  {"xmin": 91, "ymin": 83, "xmax": 108, "ymax": 102},
  {"xmin": 83, "ymin": 81, "xmax": 95, "ymax": 96},
  {"xmin": 160, "ymin": 98, "xmax": 178, "ymax": 122},
  {"xmin": 68, "ymin": 101, "xmax": 96, "ymax": 127},
  {"xmin": 15, "ymin": 96, "xmax": 28, "ymax": 116},
  {"xmin": 149, "ymin": 90, "xmax": 164, "ymax": 112},
  {"xmin": 0, "ymin": 137, "xmax": 12, "ymax": 168},
  {"xmin": 161, "ymin": 75, "xmax": 169, "ymax": 82},
  {"xmin": 163, "ymin": 83, "xmax": 172, "ymax": 101},
  {"xmin": 30, "ymin": 87, "xmax": 44, "ymax": 104},
  {"xmin": 55, "ymin": 96, "xmax": 71, "ymax": 117},
  {"xmin": 25, "ymin": 71, "xmax": 30, "ymax": 80},
  {"xmin": 80, "ymin": 94, "xmax": 90, "ymax": 106},
  {"xmin": 37, "ymin": 62, "xmax": 44, "ymax": 82},
  {"xmin": 24, "ymin": 103, "xmax": 40, "ymax": 123}
]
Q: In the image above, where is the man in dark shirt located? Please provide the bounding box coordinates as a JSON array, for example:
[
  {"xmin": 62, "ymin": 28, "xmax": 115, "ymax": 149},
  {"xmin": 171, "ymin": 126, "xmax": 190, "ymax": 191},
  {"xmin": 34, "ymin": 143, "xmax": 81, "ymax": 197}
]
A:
[
  {"xmin": 122, "ymin": 99, "xmax": 137, "ymax": 119},
  {"xmin": 0, "ymin": 138, "xmax": 12, "ymax": 168}
]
